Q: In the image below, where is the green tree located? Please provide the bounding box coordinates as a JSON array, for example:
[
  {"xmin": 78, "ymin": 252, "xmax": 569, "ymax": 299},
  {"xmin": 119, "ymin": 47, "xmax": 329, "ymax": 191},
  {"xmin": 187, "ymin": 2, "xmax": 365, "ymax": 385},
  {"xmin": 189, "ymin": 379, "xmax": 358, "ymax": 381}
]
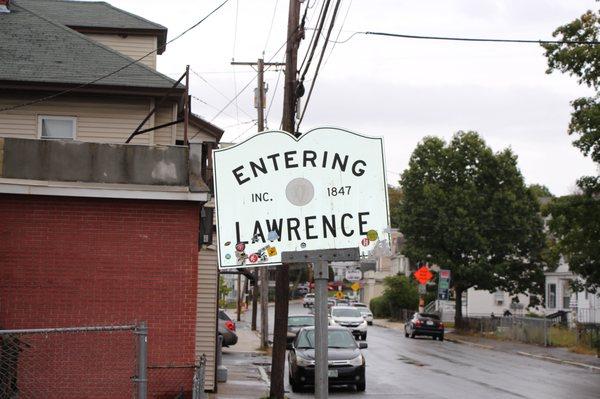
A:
[
  {"xmin": 388, "ymin": 185, "xmax": 403, "ymax": 228},
  {"xmin": 543, "ymin": 10, "xmax": 600, "ymax": 165},
  {"xmin": 528, "ymin": 184, "xmax": 553, "ymax": 200},
  {"xmin": 219, "ymin": 276, "xmax": 232, "ymax": 308},
  {"xmin": 398, "ymin": 132, "xmax": 546, "ymax": 326},
  {"xmin": 542, "ymin": 9, "xmax": 600, "ymax": 291},
  {"xmin": 382, "ymin": 275, "xmax": 419, "ymax": 310}
]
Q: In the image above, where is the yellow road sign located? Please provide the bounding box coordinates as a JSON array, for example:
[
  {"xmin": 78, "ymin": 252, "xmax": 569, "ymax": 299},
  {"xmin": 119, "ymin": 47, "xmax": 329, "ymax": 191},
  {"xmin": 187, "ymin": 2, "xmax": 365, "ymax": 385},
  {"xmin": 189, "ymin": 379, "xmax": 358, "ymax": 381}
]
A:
[
  {"xmin": 351, "ymin": 282, "xmax": 361, "ymax": 291},
  {"xmin": 335, "ymin": 291, "xmax": 345, "ymax": 299}
]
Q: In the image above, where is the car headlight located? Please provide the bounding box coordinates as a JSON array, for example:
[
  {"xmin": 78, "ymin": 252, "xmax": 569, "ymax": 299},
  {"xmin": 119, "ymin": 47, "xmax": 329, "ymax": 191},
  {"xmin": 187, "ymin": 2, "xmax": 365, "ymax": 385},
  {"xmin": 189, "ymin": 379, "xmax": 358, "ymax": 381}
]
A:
[
  {"xmin": 348, "ymin": 355, "xmax": 364, "ymax": 367},
  {"xmin": 296, "ymin": 354, "xmax": 315, "ymax": 367}
]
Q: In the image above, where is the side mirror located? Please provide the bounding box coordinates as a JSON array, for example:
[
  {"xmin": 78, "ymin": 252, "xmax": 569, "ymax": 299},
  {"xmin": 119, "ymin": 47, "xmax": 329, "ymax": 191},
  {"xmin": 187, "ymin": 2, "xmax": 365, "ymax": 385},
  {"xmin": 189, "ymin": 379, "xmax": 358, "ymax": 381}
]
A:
[
  {"xmin": 286, "ymin": 342, "xmax": 294, "ymax": 350},
  {"xmin": 358, "ymin": 342, "xmax": 368, "ymax": 349}
]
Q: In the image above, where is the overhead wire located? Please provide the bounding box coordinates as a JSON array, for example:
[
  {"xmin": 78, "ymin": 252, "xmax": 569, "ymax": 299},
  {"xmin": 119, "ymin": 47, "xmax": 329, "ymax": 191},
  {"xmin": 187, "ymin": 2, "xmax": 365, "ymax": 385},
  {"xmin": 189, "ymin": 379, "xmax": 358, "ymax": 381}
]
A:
[
  {"xmin": 189, "ymin": 37, "xmax": 290, "ymax": 142},
  {"xmin": 0, "ymin": 0, "xmax": 232, "ymax": 113},
  {"xmin": 263, "ymin": 0, "xmax": 280, "ymax": 53},
  {"xmin": 323, "ymin": 0, "xmax": 353, "ymax": 66},
  {"xmin": 265, "ymin": 68, "xmax": 283, "ymax": 129},
  {"xmin": 231, "ymin": 0, "xmax": 240, "ymax": 122},
  {"xmin": 325, "ymin": 30, "xmax": 600, "ymax": 45},
  {"xmin": 298, "ymin": 0, "xmax": 331, "ymax": 83},
  {"xmin": 297, "ymin": 0, "xmax": 342, "ymax": 130},
  {"xmin": 190, "ymin": 69, "xmax": 255, "ymax": 120},
  {"xmin": 229, "ymin": 121, "xmax": 259, "ymax": 143}
]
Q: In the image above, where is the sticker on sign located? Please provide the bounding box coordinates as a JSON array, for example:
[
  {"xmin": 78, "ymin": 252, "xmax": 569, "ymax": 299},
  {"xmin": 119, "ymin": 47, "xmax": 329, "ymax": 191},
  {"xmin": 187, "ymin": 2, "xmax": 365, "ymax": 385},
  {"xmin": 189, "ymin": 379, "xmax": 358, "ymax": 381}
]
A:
[
  {"xmin": 345, "ymin": 269, "xmax": 363, "ymax": 282},
  {"xmin": 212, "ymin": 128, "xmax": 389, "ymax": 269}
]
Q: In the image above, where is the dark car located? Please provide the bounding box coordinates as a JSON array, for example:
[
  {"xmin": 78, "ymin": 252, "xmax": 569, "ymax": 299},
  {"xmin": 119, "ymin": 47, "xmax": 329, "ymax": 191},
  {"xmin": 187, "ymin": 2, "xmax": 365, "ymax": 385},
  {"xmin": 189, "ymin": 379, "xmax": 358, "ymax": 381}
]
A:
[
  {"xmin": 218, "ymin": 310, "xmax": 238, "ymax": 347},
  {"xmin": 287, "ymin": 314, "xmax": 315, "ymax": 343},
  {"xmin": 287, "ymin": 326, "xmax": 367, "ymax": 392},
  {"xmin": 404, "ymin": 312, "xmax": 444, "ymax": 341}
]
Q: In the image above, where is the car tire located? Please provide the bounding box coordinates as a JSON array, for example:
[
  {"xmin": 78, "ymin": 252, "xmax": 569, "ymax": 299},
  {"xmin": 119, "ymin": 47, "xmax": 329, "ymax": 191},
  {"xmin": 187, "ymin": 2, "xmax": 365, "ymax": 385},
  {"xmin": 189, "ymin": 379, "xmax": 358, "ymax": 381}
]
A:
[
  {"xmin": 410, "ymin": 331, "xmax": 416, "ymax": 339},
  {"xmin": 290, "ymin": 376, "xmax": 301, "ymax": 393},
  {"xmin": 404, "ymin": 331, "xmax": 409, "ymax": 338},
  {"xmin": 367, "ymin": 321, "xmax": 373, "ymax": 326},
  {"xmin": 439, "ymin": 335, "xmax": 444, "ymax": 342},
  {"xmin": 356, "ymin": 381, "xmax": 366, "ymax": 392}
]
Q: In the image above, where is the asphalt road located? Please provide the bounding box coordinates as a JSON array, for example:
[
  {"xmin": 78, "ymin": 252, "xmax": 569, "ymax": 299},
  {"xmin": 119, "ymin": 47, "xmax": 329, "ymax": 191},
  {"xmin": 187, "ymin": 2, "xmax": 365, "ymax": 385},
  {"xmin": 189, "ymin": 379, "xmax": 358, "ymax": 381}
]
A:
[{"xmin": 252, "ymin": 302, "xmax": 600, "ymax": 399}]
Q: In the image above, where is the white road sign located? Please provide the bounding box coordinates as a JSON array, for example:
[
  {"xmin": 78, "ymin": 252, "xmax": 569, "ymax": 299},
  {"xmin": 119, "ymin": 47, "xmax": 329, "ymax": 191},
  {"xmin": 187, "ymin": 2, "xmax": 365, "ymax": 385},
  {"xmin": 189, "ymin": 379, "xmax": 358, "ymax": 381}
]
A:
[
  {"xmin": 213, "ymin": 127, "xmax": 389, "ymax": 269},
  {"xmin": 345, "ymin": 269, "xmax": 363, "ymax": 282}
]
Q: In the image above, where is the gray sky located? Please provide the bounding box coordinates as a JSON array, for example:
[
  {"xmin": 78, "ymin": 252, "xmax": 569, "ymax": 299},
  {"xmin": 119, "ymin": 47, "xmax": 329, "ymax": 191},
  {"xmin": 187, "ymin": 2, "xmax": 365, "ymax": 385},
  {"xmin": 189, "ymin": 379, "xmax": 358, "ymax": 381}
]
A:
[{"xmin": 113, "ymin": 0, "xmax": 598, "ymax": 195}]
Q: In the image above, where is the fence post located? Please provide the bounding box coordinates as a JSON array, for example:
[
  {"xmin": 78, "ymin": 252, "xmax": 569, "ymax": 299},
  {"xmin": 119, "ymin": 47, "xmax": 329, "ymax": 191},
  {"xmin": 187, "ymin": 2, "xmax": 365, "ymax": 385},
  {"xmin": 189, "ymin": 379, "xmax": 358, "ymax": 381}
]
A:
[
  {"xmin": 543, "ymin": 318, "xmax": 548, "ymax": 347},
  {"xmin": 136, "ymin": 321, "xmax": 148, "ymax": 399}
]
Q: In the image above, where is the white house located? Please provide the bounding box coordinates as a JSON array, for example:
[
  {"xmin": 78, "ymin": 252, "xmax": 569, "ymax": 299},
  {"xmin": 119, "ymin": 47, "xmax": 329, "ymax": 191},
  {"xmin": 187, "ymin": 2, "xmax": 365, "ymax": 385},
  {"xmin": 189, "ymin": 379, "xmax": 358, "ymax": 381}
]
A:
[{"xmin": 544, "ymin": 258, "xmax": 600, "ymax": 323}]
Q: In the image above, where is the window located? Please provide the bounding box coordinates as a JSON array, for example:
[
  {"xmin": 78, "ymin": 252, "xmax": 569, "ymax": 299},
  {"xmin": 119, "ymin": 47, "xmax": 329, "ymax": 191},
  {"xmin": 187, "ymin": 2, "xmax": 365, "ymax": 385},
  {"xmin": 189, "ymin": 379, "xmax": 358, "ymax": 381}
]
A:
[
  {"xmin": 38, "ymin": 116, "xmax": 76, "ymax": 139},
  {"xmin": 547, "ymin": 283, "xmax": 556, "ymax": 309},
  {"xmin": 494, "ymin": 289, "xmax": 504, "ymax": 306}
]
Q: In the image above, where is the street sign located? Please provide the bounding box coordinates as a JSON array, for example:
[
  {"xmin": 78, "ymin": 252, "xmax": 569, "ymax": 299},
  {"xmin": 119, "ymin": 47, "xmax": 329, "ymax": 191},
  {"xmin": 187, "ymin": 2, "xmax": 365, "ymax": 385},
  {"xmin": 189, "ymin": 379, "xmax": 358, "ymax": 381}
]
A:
[
  {"xmin": 335, "ymin": 291, "xmax": 345, "ymax": 299},
  {"xmin": 351, "ymin": 282, "xmax": 361, "ymax": 291},
  {"xmin": 213, "ymin": 128, "xmax": 389, "ymax": 269},
  {"xmin": 438, "ymin": 268, "xmax": 451, "ymax": 301},
  {"xmin": 413, "ymin": 266, "xmax": 433, "ymax": 285},
  {"xmin": 345, "ymin": 269, "xmax": 362, "ymax": 282}
]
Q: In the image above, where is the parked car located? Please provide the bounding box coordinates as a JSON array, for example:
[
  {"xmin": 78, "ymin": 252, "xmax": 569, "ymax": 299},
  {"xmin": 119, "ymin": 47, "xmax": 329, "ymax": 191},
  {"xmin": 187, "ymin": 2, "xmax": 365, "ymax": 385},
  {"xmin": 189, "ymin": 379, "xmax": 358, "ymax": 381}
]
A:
[
  {"xmin": 218, "ymin": 310, "xmax": 238, "ymax": 347},
  {"xmin": 404, "ymin": 312, "xmax": 444, "ymax": 341},
  {"xmin": 303, "ymin": 293, "xmax": 315, "ymax": 308},
  {"xmin": 329, "ymin": 306, "xmax": 368, "ymax": 340},
  {"xmin": 287, "ymin": 314, "xmax": 315, "ymax": 343},
  {"xmin": 336, "ymin": 298, "xmax": 350, "ymax": 306},
  {"xmin": 351, "ymin": 302, "xmax": 374, "ymax": 325},
  {"xmin": 287, "ymin": 326, "xmax": 367, "ymax": 392}
]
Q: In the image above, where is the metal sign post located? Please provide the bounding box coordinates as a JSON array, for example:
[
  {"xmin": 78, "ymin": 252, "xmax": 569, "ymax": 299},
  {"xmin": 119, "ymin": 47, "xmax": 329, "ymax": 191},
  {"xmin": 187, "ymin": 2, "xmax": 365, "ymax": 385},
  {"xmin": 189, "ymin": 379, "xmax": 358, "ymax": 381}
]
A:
[{"xmin": 283, "ymin": 248, "xmax": 359, "ymax": 399}]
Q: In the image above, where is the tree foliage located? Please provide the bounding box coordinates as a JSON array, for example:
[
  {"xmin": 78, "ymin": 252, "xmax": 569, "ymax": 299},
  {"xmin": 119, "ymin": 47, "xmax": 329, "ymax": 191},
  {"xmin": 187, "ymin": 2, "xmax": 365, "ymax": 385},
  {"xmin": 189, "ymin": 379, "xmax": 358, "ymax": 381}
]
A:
[
  {"xmin": 388, "ymin": 185, "xmax": 403, "ymax": 228},
  {"xmin": 397, "ymin": 132, "xmax": 546, "ymax": 325},
  {"xmin": 542, "ymin": 9, "xmax": 600, "ymax": 291},
  {"xmin": 544, "ymin": 194, "xmax": 600, "ymax": 293},
  {"xmin": 543, "ymin": 9, "xmax": 600, "ymax": 163},
  {"xmin": 528, "ymin": 184, "xmax": 553, "ymax": 200}
]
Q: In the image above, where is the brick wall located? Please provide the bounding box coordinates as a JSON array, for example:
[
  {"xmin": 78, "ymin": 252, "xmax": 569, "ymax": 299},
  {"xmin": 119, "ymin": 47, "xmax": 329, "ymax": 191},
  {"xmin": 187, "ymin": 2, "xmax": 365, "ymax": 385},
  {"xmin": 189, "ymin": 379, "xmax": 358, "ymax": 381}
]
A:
[{"xmin": 0, "ymin": 194, "xmax": 200, "ymax": 398}]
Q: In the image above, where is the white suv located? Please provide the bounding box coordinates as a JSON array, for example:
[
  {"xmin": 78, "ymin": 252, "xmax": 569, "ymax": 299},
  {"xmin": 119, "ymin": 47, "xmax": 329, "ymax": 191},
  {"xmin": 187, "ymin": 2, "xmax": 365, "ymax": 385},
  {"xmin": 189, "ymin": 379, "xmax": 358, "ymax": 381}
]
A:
[
  {"xmin": 352, "ymin": 303, "xmax": 374, "ymax": 325},
  {"xmin": 302, "ymin": 293, "xmax": 315, "ymax": 308},
  {"xmin": 329, "ymin": 306, "xmax": 368, "ymax": 340}
]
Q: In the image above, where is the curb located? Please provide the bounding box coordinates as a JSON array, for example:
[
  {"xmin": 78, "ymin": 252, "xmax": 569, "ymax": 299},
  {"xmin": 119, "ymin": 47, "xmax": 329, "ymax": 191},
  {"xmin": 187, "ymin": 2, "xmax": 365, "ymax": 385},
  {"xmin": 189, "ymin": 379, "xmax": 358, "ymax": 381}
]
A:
[
  {"xmin": 258, "ymin": 365, "xmax": 270, "ymax": 385},
  {"xmin": 444, "ymin": 336, "xmax": 495, "ymax": 350},
  {"xmin": 516, "ymin": 351, "xmax": 600, "ymax": 372}
]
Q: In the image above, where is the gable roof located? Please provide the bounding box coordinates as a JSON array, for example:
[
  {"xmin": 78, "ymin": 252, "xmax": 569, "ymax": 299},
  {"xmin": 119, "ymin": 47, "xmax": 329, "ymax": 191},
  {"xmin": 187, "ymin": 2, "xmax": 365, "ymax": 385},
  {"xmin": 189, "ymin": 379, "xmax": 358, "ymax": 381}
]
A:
[
  {"xmin": 14, "ymin": 0, "xmax": 168, "ymax": 53},
  {"xmin": 0, "ymin": 2, "xmax": 181, "ymax": 94}
]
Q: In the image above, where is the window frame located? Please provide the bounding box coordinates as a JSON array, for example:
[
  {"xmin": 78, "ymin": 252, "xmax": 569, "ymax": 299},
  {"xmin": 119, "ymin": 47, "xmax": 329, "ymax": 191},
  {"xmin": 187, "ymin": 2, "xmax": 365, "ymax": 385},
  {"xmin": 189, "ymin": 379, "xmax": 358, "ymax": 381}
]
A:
[
  {"xmin": 547, "ymin": 283, "xmax": 557, "ymax": 309},
  {"xmin": 37, "ymin": 115, "xmax": 77, "ymax": 140}
]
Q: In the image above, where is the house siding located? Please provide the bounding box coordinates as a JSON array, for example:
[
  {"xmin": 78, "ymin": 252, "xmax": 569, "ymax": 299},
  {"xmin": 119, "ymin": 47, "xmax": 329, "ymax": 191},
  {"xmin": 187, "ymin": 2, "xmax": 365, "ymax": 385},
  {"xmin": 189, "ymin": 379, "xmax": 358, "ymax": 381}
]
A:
[
  {"xmin": 85, "ymin": 33, "xmax": 158, "ymax": 69},
  {"xmin": 196, "ymin": 248, "xmax": 219, "ymax": 391},
  {"xmin": 0, "ymin": 93, "xmax": 156, "ymax": 145}
]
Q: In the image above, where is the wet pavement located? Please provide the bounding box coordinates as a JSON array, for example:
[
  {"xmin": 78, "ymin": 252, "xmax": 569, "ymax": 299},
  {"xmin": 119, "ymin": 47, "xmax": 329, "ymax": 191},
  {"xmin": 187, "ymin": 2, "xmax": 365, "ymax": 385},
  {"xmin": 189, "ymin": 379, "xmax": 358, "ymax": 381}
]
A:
[{"xmin": 229, "ymin": 302, "xmax": 600, "ymax": 398}]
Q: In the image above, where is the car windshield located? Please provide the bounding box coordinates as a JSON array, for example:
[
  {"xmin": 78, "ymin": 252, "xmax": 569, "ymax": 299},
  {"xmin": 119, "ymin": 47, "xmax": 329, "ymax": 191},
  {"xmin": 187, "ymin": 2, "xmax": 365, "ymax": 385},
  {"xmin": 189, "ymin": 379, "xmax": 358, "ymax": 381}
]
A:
[
  {"xmin": 218, "ymin": 310, "xmax": 231, "ymax": 321},
  {"xmin": 419, "ymin": 313, "xmax": 440, "ymax": 320},
  {"xmin": 297, "ymin": 329, "xmax": 357, "ymax": 349},
  {"xmin": 288, "ymin": 316, "xmax": 315, "ymax": 327},
  {"xmin": 353, "ymin": 303, "xmax": 367, "ymax": 308},
  {"xmin": 305, "ymin": 294, "xmax": 314, "ymax": 298},
  {"xmin": 332, "ymin": 308, "xmax": 361, "ymax": 318}
]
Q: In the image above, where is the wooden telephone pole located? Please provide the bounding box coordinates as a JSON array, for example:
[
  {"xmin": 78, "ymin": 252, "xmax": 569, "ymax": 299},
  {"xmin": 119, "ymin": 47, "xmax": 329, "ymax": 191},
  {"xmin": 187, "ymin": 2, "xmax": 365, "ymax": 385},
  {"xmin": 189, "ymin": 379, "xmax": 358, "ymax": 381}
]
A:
[
  {"xmin": 270, "ymin": 0, "xmax": 302, "ymax": 398},
  {"xmin": 231, "ymin": 58, "xmax": 284, "ymax": 347}
]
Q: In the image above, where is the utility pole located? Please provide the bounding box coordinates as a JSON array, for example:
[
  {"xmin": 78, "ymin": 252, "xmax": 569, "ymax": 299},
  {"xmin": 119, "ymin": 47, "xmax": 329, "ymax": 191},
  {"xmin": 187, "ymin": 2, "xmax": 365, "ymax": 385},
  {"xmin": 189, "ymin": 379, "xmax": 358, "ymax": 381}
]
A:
[
  {"xmin": 184, "ymin": 64, "xmax": 190, "ymax": 144},
  {"xmin": 236, "ymin": 273, "xmax": 242, "ymax": 322},
  {"xmin": 231, "ymin": 58, "xmax": 284, "ymax": 343},
  {"xmin": 251, "ymin": 269, "xmax": 258, "ymax": 331},
  {"xmin": 271, "ymin": 0, "xmax": 302, "ymax": 398}
]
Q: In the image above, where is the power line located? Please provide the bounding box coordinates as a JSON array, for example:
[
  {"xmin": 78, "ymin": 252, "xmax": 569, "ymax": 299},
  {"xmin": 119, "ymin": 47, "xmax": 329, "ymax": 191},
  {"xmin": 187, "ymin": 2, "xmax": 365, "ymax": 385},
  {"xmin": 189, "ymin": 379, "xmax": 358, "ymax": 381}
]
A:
[
  {"xmin": 299, "ymin": 0, "xmax": 331, "ymax": 83},
  {"xmin": 190, "ymin": 69, "xmax": 255, "ymax": 120},
  {"xmin": 232, "ymin": 0, "xmax": 240, "ymax": 123},
  {"xmin": 228, "ymin": 120, "xmax": 259, "ymax": 142},
  {"xmin": 323, "ymin": 0, "xmax": 353, "ymax": 66},
  {"xmin": 0, "ymin": 0, "xmax": 232, "ymax": 113},
  {"xmin": 265, "ymin": 69, "xmax": 283, "ymax": 128},
  {"xmin": 190, "ymin": 94, "xmax": 238, "ymax": 121},
  {"xmin": 326, "ymin": 30, "xmax": 600, "ymax": 45},
  {"xmin": 189, "ymin": 37, "xmax": 289, "ymax": 142},
  {"xmin": 297, "ymin": 0, "xmax": 342, "ymax": 130},
  {"xmin": 263, "ymin": 0, "xmax": 280, "ymax": 53}
]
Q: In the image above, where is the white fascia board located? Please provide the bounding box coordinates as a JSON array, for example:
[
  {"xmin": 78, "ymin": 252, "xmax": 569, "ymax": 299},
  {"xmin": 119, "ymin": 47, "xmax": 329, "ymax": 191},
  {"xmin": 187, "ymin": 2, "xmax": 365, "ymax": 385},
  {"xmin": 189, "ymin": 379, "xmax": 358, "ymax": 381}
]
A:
[{"xmin": 0, "ymin": 178, "xmax": 210, "ymax": 202}]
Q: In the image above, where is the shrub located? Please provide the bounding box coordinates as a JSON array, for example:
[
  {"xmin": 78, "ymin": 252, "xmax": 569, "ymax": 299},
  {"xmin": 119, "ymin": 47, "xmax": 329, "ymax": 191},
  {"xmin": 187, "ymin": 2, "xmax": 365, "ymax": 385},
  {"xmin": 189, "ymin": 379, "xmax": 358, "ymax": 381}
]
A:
[{"xmin": 370, "ymin": 296, "xmax": 390, "ymax": 318}]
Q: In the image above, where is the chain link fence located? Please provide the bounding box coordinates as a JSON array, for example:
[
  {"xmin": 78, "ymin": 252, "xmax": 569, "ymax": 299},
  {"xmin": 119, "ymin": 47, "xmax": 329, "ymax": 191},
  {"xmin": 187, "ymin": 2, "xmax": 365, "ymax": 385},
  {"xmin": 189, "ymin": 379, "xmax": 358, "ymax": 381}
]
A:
[
  {"xmin": 0, "ymin": 323, "xmax": 210, "ymax": 399},
  {"xmin": 0, "ymin": 324, "xmax": 143, "ymax": 399}
]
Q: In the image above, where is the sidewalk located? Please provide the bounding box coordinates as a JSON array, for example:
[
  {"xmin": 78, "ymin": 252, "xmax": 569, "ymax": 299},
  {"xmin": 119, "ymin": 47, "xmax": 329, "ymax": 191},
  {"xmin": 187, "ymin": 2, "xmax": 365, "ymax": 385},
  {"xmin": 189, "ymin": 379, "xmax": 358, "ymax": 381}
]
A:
[
  {"xmin": 372, "ymin": 318, "xmax": 600, "ymax": 371},
  {"xmin": 212, "ymin": 313, "xmax": 270, "ymax": 398}
]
